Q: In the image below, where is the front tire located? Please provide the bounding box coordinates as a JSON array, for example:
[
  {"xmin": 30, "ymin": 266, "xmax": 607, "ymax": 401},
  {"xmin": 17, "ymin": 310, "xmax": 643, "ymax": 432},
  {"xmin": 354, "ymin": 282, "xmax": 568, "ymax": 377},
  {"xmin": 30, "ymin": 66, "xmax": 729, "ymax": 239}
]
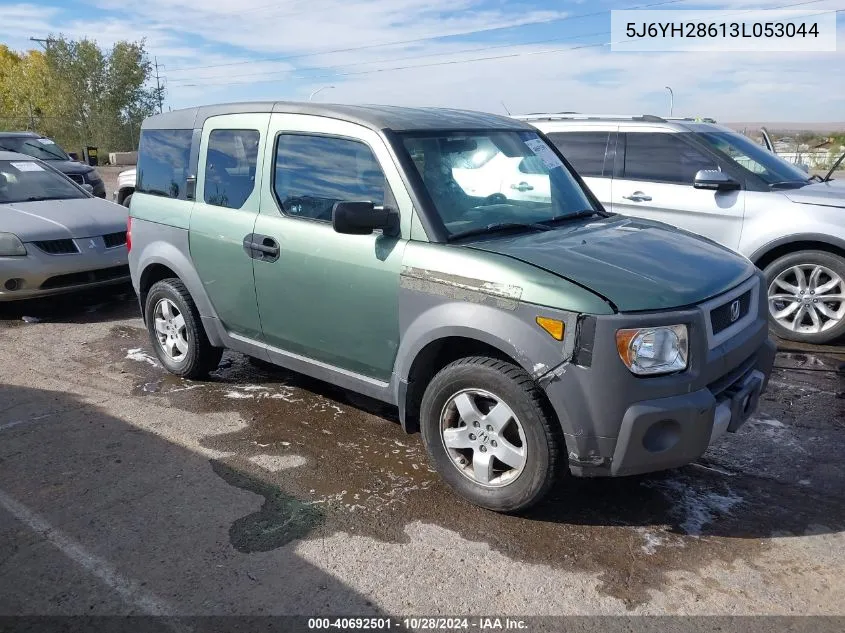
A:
[
  {"xmin": 144, "ymin": 278, "xmax": 222, "ymax": 378},
  {"xmin": 764, "ymin": 250, "xmax": 845, "ymax": 344},
  {"xmin": 419, "ymin": 357, "xmax": 561, "ymax": 513},
  {"xmin": 122, "ymin": 193, "xmax": 133, "ymax": 208}
]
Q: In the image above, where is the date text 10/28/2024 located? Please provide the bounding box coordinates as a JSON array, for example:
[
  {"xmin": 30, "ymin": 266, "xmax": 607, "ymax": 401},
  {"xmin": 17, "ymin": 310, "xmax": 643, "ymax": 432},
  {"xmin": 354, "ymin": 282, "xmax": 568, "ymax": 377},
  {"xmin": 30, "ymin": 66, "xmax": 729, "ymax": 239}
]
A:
[{"xmin": 308, "ymin": 618, "xmax": 529, "ymax": 631}]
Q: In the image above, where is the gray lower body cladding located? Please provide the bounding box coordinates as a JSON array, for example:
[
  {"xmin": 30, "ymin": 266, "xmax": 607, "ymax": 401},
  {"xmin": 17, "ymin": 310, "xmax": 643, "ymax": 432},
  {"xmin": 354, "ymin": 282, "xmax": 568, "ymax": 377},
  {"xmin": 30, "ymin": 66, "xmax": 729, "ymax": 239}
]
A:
[{"xmin": 544, "ymin": 273, "xmax": 775, "ymax": 477}]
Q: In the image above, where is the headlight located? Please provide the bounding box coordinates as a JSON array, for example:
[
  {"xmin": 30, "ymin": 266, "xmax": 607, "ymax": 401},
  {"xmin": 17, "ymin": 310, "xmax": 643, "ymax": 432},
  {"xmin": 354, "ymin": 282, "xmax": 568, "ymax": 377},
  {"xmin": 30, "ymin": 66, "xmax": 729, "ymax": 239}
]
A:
[
  {"xmin": 0, "ymin": 233, "xmax": 26, "ymax": 256},
  {"xmin": 616, "ymin": 325, "xmax": 688, "ymax": 376}
]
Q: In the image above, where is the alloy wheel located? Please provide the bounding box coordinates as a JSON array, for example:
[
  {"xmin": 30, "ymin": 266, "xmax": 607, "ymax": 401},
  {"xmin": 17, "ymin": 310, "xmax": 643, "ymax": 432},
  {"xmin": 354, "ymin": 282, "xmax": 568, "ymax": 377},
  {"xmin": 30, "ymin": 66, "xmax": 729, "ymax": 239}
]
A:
[{"xmin": 768, "ymin": 264, "xmax": 845, "ymax": 334}]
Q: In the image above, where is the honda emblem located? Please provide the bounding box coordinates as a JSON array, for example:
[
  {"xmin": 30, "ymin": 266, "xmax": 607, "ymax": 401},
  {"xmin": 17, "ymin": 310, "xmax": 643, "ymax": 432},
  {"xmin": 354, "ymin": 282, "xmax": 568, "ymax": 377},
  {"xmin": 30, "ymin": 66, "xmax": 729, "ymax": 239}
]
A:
[{"xmin": 729, "ymin": 299, "xmax": 741, "ymax": 323}]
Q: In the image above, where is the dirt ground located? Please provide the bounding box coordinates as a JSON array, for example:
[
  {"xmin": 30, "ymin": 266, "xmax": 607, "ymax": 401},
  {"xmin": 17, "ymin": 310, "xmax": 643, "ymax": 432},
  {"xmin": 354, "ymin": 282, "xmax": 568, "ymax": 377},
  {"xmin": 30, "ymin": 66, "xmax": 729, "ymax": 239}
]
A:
[{"xmin": 0, "ymin": 286, "xmax": 843, "ymax": 624}]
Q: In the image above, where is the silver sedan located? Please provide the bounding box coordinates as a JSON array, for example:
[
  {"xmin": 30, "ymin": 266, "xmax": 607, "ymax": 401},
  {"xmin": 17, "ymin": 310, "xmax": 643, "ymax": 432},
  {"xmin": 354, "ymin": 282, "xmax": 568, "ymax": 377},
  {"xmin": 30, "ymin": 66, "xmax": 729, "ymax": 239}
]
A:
[{"xmin": 0, "ymin": 151, "xmax": 129, "ymax": 301}]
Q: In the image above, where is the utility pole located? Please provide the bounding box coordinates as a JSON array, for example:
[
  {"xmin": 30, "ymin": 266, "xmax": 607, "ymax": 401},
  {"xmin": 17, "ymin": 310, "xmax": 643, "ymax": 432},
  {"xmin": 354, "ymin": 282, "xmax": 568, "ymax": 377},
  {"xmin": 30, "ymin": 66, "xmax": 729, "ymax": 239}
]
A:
[
  {"xmin": 665, "ymin": 86, "xmax": 674, "ymax": 117},
  {"xmin": 28, "ymin": 102, "xmax": 35, "ymax": 131},
  {"xmin": 154, "ymin": 57, "xmax": 164, "ymax": 114},
  {"xmin": 29, "ymin": 37, "xmax": 53, "ymax": 50}
]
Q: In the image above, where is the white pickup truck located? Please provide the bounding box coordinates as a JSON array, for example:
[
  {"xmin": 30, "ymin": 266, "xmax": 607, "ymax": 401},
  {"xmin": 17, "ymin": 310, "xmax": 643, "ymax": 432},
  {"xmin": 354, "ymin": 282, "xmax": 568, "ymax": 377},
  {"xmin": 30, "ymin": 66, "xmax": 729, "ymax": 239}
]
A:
[{"xmin": 113, "ymin": 167, "xmax": 136, "ymax": 207}]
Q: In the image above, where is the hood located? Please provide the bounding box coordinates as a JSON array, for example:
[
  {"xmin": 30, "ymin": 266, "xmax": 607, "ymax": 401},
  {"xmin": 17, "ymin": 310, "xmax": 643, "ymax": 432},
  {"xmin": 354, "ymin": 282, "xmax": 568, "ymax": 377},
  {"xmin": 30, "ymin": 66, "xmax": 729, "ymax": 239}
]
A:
[
  {"xmin": 44, "ymin": 160, "xmax": 95, "ymax": 176},
  {"xmin": 465, "ymin": 216, "xmax": 755, "ymax": 312},
  {"xmin": 2, "ymin": 197, "xmax": 128, "ymax": 241},
  {"xmin": 781, "ymin": 180, "xmax": 845, "ymax": 208}
]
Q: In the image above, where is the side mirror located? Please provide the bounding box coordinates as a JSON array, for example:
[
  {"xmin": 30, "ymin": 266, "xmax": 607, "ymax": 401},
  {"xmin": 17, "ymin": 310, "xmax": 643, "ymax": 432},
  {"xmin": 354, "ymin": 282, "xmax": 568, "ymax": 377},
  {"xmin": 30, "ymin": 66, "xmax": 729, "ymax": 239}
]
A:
[
  {"xmin": 332, "ymin": 201, "xmax": 396, "ymax": 235},
  {"xmin": 80, "ymin": 183, "xmax": 94, "ymax": 194},
  {"xmin": 693, "ymin": 169, "xmax": 740, "ymax": 192}
]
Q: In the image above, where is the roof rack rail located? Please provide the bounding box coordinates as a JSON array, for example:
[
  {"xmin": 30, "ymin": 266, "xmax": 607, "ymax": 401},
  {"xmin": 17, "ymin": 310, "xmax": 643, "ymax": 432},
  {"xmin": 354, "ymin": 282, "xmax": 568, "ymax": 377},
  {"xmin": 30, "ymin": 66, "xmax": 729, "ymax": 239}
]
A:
[{"xmin": 513, "ymin": 113, "xmax": 669, "ymax": 122}]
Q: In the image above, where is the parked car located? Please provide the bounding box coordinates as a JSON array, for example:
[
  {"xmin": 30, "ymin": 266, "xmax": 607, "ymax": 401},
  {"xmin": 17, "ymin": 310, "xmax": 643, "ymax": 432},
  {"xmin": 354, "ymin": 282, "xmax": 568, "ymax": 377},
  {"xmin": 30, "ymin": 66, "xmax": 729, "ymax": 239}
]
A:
[
  {"xmin": 0, "ymin": 151, "xmax": 129, "ymax": 300},
  {"xmin": 0, "ymin": 132, "xmax": 106, "ymax": 198},
  {"xmin": 128, "ymin": 102, "xmax": 774, "ymax": 512},
  {"xmin": 114, "ymin": 167, "xmax": 136, "ymax": 207},
  {"xmin": 519, "ymin": 114, "xmax": 845, "ymax": 344}
]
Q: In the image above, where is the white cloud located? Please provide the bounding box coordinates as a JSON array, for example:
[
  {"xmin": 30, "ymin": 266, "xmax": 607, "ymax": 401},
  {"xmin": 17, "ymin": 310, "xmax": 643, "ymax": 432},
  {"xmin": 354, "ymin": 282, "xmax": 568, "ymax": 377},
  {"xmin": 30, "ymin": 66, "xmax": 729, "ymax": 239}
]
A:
[{"xmin": 4, "ymin": 0, "xmax": 844, "ymax": 121}]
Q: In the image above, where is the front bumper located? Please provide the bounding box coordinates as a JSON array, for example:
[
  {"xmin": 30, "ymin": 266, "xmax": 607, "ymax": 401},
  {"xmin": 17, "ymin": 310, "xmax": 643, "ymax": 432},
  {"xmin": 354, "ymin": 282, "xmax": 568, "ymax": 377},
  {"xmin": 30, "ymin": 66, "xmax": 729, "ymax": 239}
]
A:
[
  {"xmin": 0, "ymin": 240, "xmax": 129, "ymax": 302},
  {"xmin": 542, "ymin": 272, "xmax": 776, "ymax": 477}
]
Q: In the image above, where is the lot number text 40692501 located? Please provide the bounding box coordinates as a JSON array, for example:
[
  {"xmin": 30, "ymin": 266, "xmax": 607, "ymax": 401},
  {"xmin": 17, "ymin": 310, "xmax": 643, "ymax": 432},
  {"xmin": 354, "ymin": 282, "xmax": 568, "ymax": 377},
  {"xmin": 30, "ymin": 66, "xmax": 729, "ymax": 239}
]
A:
[{"xmin": 307, "ymin": 617, "xmax": 529, "ymax": 630}]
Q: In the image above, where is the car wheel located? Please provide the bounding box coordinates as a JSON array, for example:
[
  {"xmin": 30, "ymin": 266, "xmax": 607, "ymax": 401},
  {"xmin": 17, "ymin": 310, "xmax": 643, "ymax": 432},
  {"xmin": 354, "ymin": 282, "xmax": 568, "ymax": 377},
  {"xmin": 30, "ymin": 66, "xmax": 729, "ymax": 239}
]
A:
[
  {"xmin": 122, "ymin": 193, "xmax": 133, "ymax": 208},
  {"xmin": 144, "ymin": 278, "xmax": 223, "ymax": 378},
  {"xmin": 764, "ymin": 250, "xmax": 845, "ymax": 344},
  {"xmin": 419, "ymin": 356, "xmax": 561, "ymax": 513}
]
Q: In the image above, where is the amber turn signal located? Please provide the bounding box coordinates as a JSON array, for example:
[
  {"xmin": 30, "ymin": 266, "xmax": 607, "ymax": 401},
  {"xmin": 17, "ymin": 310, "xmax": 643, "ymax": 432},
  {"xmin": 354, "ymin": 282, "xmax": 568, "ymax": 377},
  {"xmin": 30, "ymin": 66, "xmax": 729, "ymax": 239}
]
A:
[{"xmin": 536, "ymin": 317, "xmax": 564, "ymax": 341}]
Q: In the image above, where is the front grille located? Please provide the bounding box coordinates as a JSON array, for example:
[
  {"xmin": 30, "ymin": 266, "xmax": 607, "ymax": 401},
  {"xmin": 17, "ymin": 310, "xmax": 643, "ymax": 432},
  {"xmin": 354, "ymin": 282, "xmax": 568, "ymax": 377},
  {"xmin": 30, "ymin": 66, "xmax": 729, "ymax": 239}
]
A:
[
  {"xmin": 33, "ymin": 239, "xmax": 78, "ymax": 255},
  {"xmin": 103, "ymin": 231, "xmax": 127, "ymax": 248},
  {"xmin": 40, "ymin": 265, "xmax": 129, "ymax": 290},
  {"xmin": 710, "ymin": 290, "xmax": 752, "ymax": 335},
  {"xmin": 66, "ymin": 174, "xmax": 85, "ymax": 185}
]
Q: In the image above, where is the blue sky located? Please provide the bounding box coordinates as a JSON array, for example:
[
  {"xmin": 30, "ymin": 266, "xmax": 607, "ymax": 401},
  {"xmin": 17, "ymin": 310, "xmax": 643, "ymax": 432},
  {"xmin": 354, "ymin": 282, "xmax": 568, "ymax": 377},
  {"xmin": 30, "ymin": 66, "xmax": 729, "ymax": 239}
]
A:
[{"xmin": 1, "ymin": 0, "xmax": 843, "ymax": 120}]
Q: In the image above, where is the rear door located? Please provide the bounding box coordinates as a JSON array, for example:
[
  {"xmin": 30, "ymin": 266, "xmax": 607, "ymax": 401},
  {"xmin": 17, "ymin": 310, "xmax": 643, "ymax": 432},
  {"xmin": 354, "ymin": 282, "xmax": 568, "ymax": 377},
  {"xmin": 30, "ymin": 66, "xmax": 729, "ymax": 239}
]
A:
[
  {"xmin": 543, "ymin": 128, "xmax": 615, "ymax": 205},
  {"xmin": 188, "ymin": 113, "xmax": 270, "ymax": 340},
  {"xmin": 611, "ymin": 129, "xmax": 746, "ymax": 249}
]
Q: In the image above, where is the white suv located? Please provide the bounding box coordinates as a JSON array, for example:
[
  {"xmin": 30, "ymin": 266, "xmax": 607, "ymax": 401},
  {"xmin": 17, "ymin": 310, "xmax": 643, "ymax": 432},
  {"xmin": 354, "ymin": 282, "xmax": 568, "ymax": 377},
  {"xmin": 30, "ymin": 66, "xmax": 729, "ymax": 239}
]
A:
[{"xmin": 520, "ymin": 114, "xmax": 845, "ymax": 344}]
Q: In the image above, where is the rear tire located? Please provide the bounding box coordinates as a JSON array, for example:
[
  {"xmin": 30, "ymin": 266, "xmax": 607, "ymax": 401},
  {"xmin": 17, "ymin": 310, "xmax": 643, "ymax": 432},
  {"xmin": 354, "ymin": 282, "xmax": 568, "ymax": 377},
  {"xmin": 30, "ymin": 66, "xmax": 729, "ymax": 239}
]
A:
[
  {"xmin": 764, "ymin": 250, "xmax": 845, "ymax": 344},
  {"xmin": 144, "ymin": 278, "xmax": 222, "ymax": 378},
  {"xmin": 419, "ymin": 356, "xmax": 561, "ymax": 513}
]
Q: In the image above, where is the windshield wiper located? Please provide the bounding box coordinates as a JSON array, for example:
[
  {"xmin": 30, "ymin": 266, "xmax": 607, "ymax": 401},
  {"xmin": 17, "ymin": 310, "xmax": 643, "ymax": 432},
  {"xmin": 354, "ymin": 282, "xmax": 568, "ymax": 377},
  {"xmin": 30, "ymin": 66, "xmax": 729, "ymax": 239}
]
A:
[
  {"xmin": 538, "ymin": 209, "xmax": 609, "ymax": 225},
  {"xmin": 822, "ymin": 150, "xmax": 845, "ymax": 182},
  {"xmin": 768, "ymin": 181, "xmax": 808, "ymax": 189},
  {"xmin": 448, "ymin": 222, "xmax": 552, "ymax": 242},
  {"xmin": 23, "ymin": 196, "xmax": 65, "ymax": 202}
]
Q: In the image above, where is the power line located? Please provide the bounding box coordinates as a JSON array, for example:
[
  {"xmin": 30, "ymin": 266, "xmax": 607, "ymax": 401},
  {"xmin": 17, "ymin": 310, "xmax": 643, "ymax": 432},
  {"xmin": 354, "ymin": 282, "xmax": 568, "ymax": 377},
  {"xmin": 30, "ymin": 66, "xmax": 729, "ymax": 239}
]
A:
[
  {"xmin": 166, "ymin": 29, "xmax": 609, "ymax": 86},
  {"xmin": 164, "ymin": 0, "xmax": 689, "ymax": 73},
  {"xmin": 170, "ymin": 2, "xmax": 840, "ymax": 89}
]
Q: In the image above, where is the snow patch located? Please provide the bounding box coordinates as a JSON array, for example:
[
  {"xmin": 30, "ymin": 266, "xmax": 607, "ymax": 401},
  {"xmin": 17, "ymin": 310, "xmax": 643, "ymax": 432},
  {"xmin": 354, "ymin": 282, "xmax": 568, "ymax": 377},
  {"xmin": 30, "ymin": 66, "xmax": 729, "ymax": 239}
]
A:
[
  {"xmin": 126, "ymin": 349, "xmax": 160, "ymax": 367},
  {"xmin": 224, "ymin": 391, "xmax": 254, "ymax": 399},
  {"xmin": 646, "ymin": 477, "xmax": 744, "ymax": 536}
]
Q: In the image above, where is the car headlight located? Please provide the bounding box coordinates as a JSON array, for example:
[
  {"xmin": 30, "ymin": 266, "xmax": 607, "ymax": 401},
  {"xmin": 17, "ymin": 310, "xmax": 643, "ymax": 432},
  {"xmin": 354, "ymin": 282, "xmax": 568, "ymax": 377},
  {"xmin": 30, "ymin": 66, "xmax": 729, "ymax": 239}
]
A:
[
  {"xmin": 0, "ymin": 233, "xmax": 27, "ymax": 256},
  {"xmin": 616, "ymin": 325, "xmax": 688, "ymax": 376}
]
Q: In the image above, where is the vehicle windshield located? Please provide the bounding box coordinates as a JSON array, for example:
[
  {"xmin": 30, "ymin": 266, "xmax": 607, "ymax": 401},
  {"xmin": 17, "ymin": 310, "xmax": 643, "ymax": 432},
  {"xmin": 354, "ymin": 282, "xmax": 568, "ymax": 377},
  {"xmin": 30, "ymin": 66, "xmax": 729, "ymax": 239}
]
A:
[
  {"xmin": 0, "ymin": 160, "xmax": 86, "ymax": 203},
  {"xmin": 399, "ymin": 130, "xmax": 600, "ymax": 239},
  {"xmin": 0, "ymin": 136, "xmax": 71, "ymax": 161},
  {"xmin": 695, "ymin": 130, "xmax": 810, "ymax": 187}
]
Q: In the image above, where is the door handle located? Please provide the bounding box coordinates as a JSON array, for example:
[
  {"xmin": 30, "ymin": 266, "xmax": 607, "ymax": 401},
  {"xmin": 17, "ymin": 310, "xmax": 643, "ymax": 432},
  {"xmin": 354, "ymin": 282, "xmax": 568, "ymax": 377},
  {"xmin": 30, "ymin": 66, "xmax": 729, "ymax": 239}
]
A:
[
  {"xmin": 622, "ymin": 191, "xmax": 652, "ymax": 202},
  {"xmin": 511, "ymin": 181, "xmax": 534, "ymax": 192},
  {"xmin": 243, "ymin": 234, "xmax": 280, "ymax": 261}
]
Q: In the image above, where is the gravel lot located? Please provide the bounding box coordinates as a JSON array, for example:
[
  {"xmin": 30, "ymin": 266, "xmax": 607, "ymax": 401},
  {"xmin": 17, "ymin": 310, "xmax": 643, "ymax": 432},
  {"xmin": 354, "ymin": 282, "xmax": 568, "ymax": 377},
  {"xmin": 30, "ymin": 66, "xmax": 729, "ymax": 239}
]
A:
[{"xmin": 0, "ymin": 284, "xmax": 843, "ymax": 624}]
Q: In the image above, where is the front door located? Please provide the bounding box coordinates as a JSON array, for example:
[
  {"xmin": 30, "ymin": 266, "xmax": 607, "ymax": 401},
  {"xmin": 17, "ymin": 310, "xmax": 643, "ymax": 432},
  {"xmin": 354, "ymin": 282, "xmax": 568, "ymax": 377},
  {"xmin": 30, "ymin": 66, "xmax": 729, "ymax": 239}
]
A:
[
  {"xmin": 610, "ymin": 130, "xmax": 746, "ymax": 250},
  {"xmin": 189, "ymin": 114, "xmax": 270, "ymax": 340},
  {"xmin": 252, "ymin": 115, "xmax": 408, "ymax": 381}
]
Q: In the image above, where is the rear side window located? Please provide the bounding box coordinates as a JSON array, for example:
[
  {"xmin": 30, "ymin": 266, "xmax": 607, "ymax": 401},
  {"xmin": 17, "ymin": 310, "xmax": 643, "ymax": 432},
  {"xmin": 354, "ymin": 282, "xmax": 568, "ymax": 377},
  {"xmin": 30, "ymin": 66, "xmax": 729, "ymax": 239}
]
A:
[
  {"xmin": 546, "ymin": 132, "xmax": 610, "ymax": 177},
  {"xmin": 136, "ymin": 129, "xmax": 193, "ymax": 199},
  {"xmin": 273, "ymin": 134, "xmax": 386, "ymax": 222},
  {"xmin": 203, "ymin": 129, "xmax": 260, "ymax": 209},
  {"xmin": 623, "ymin": 133, "xmax": 719, "ymax": 184}
]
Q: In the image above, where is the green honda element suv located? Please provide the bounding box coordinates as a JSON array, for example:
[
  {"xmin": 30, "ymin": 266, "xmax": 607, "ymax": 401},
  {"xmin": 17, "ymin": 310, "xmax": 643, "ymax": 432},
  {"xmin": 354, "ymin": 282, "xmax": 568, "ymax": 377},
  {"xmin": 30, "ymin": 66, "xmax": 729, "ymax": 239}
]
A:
[{"xmin": 128, "ymin": 102, "xmax": 775, "ymax": 512}]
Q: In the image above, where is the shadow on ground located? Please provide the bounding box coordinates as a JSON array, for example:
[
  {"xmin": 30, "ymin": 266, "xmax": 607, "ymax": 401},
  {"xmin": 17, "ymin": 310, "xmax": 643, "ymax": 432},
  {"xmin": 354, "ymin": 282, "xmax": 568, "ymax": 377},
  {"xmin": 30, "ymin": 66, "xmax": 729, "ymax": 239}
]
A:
[
  {"xmin": 0, "ymin": 383, "xmax": 396, "ymax": 617},
  {"xmin": 0, "ymin": 283, "xmax": 137, "ymax": 326}
]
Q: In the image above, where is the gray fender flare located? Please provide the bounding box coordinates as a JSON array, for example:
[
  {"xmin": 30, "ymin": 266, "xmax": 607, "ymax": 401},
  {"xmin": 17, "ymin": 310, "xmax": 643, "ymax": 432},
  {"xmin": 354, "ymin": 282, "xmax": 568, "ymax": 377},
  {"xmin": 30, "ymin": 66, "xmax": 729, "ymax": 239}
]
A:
[
  {"xmin": 392, "ymin": 300, "xmax": 576, "ymax": 409},
  {"xmin": 135, "ymin": 241, "xmax": 223, "ymax": 346}
]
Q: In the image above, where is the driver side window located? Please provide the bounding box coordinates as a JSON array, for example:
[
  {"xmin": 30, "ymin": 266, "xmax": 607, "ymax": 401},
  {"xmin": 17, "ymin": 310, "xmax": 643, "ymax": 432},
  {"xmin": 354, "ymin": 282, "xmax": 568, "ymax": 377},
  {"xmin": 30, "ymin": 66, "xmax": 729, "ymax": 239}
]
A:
[{"xmin": 624, "ymin": 133, "xmax": 718, "ymax": 184}]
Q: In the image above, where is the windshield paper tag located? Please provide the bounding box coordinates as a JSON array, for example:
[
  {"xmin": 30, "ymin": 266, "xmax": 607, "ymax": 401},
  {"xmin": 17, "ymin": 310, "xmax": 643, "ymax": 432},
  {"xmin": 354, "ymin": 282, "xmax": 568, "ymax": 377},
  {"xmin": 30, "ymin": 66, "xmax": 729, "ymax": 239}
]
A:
[
  {"xmin": 36, "ymin": 138, "xmax": 55, "ymax": 145},
  {"xmin": 10, "ymin": 161, "xmax": 44, "ymax": 172},
  {"xmin": 524, "ymin": 138, "xmax": 563, "ymax": 170}
]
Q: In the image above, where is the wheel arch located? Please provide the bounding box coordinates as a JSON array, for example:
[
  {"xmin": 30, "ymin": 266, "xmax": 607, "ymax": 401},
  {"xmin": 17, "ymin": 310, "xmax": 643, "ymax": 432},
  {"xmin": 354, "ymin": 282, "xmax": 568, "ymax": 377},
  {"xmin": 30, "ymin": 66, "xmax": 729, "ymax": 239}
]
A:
[
  {"xmin": 134, "ymin": 238, "xmax": 224, "ymax": 347},
  {"xmin": 394, "ymin": 302, "xmax": 575, "ymax": 433},
  {"xmin": 751, "ymin": 234, "xmax": 845, "ymax": 271},
  {"xmin": 117, "ymin": 186, "xmax": 135, "ymax": 206}
]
